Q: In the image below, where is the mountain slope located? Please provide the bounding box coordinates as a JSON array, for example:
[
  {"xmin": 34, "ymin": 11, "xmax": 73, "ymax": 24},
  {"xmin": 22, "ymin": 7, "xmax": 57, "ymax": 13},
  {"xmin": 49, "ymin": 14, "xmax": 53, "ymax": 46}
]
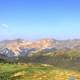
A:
[{"xmin": 0, "ymin": 38, "xmax": 80, "ymax": 62}]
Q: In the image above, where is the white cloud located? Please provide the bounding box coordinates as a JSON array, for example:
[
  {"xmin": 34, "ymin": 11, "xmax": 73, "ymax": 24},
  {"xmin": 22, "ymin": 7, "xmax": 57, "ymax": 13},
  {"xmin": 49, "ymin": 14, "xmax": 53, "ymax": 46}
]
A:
[{"xmin": 1, "ymin": 24, "xmax": 9, "ymax": 28}]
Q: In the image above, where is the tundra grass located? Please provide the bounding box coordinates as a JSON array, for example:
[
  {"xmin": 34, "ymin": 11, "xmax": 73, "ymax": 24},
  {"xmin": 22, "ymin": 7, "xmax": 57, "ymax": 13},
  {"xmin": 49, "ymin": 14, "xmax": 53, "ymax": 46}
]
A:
[{"xmin": 0, "ymin": 63, "xmax": 80, "ymax": 80}]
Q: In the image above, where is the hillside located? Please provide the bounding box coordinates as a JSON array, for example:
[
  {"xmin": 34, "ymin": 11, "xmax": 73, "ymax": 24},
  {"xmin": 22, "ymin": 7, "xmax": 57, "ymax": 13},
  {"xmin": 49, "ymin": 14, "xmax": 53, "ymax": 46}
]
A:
[
  {"xmin": 0, "ymin": 63, "xmax": 80, "ymax": 80},
  {"xmin": 0, "ymin": 38, "xmax": 80, "ymax": 80}
]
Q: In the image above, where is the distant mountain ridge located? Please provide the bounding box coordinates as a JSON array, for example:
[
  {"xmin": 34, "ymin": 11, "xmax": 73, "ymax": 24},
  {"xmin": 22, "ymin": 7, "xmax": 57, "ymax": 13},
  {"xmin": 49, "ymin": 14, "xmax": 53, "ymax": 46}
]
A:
[{"xmin": 0, "ymin": 38, "xmax": 80, "ymax": 62}]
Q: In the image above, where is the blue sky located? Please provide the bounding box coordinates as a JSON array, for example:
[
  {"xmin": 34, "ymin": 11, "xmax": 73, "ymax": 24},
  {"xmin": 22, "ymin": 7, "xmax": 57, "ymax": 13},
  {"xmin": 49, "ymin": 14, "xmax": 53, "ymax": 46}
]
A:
[{"xmin": 0, "ymin": 0, "xmax": 80, "ymax": 40}]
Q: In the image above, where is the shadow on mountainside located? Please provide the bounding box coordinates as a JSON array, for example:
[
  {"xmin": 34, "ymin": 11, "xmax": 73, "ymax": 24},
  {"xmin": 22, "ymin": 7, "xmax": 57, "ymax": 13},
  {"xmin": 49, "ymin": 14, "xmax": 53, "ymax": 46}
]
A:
[
  {"xmin": 1, "ymin": 51, "xmax": 80, "ymax": 72},
  {"xmin": 21, "ymin": 55, "xmax": 80, "ymax": 72}
]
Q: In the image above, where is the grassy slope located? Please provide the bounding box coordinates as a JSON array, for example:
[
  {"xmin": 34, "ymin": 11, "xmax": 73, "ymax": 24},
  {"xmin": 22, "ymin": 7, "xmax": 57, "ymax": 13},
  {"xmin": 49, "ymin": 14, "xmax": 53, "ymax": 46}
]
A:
[{"xmin": 0, "ymin": 63, "xmax": 80, "ymax": 80}]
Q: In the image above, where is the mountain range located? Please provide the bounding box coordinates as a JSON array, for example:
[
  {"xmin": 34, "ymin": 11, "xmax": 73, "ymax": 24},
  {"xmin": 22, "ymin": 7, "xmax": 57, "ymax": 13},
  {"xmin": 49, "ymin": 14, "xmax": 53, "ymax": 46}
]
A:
[{"xmin": 0, "ymin": 38, "xmax": 80, "ymax": 62}]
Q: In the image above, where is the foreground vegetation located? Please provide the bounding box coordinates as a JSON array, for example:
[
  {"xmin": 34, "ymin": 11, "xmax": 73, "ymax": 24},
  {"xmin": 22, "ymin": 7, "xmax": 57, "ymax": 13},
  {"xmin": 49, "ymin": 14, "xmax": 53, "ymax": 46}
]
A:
[
  {"xmin": 0, "ymin": 63, "xmax": 80, "ymax": 80},
  {"xmin": 0, "ymin": 50, "xmax": 80, "ymax": 80}
]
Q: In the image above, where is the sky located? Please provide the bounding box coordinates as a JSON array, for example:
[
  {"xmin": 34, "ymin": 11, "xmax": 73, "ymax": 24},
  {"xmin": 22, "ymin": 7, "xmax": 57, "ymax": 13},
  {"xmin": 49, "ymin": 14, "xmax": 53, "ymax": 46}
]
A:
[{"xmin": 0, "ymin": 0, "xmax": 80, "ymax": 40}]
